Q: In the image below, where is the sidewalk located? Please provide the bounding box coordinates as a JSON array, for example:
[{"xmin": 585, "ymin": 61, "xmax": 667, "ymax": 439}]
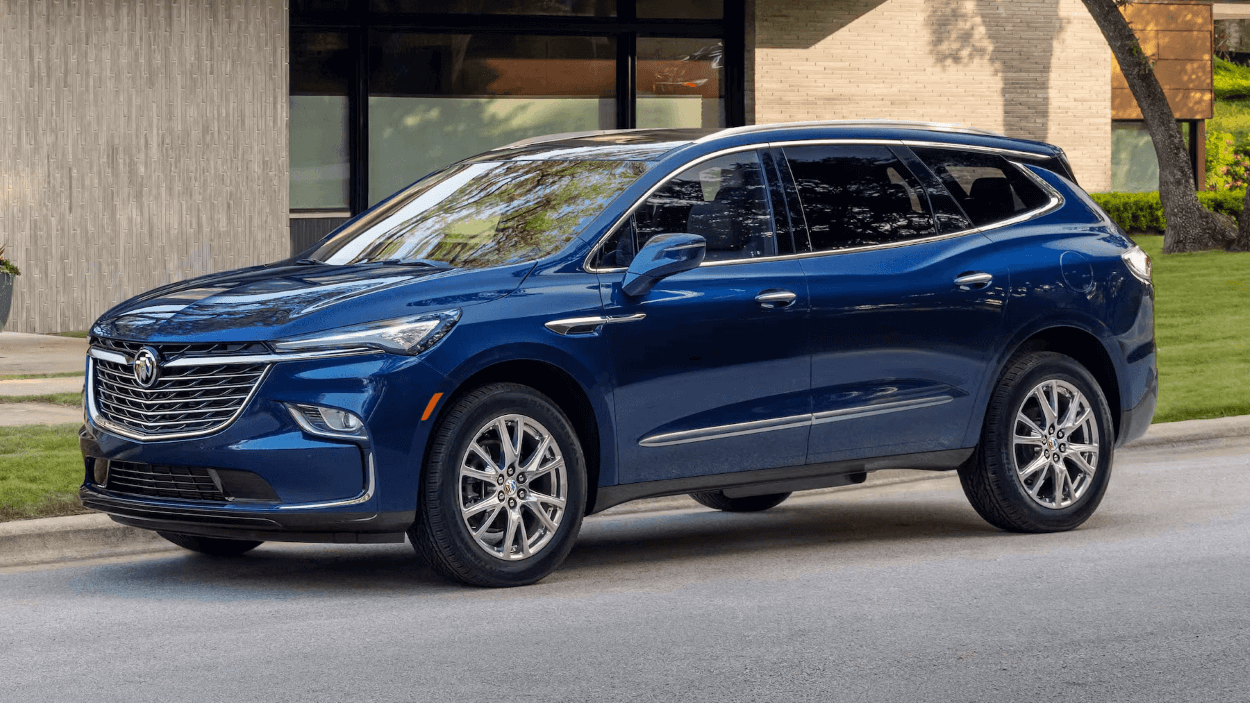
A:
[
  {"xmin": 0, "ymin": 331, "xmax": 87, "ymax": 426},
  {"xmin": 3, "ymin": 413, "xmax": 1248, "ymax": 570}
]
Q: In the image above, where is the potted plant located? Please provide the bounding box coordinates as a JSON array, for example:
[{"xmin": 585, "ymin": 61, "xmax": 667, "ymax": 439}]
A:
[{"xmin": 0, "ymin": 243, "xmax": 19, "ymax": 333}]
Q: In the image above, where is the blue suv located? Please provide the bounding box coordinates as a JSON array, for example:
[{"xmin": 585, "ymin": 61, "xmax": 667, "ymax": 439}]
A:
[{"xmin": 80, "ymin": 121, "xmax": 1157, "ymax": 586}]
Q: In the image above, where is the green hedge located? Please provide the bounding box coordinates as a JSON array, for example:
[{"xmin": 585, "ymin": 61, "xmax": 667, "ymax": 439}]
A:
[{"xmin": 1089, "ymin": 191, "xmax": 1245, "ymax": 233}]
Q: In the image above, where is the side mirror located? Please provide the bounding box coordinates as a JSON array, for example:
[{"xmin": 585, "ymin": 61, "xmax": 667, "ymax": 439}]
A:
[{"xmin": 621, "ymin": 233, "xmax": 706, "ymax": 297}]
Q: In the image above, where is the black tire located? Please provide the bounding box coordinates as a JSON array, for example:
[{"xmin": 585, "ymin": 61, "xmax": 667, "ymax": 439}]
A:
[
  {"xmin": 959, "ymin": 351, "xmax": 1115, "ymax": 533},
  {"xmin": 410, "ymin": 383, "xmax": 587, "ymax": 588},
  {"xmin": 689, "ymin": 490, "xmax": 791, "ymax": 512},
  {"xmin": 156, "ymin": 531, "xmax": 263, "ymax": 556}
]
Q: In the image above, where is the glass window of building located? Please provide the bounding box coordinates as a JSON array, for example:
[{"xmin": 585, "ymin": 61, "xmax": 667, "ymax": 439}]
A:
[
  {"xmin": 290, "ymin": 31, "xmax": 352, "ymax": 211},
  {"xmin": 368, "ymin": 33, "xmax": 616, "ymax": 204},
  {"xmin": 636, "ymin": 37, "xmax": 725, "ymax": 130}
]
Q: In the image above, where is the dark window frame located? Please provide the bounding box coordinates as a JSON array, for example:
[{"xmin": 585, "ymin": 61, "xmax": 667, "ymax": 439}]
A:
[{"xmin": 291, "ymin": 1, "xmax": 745, "ymax": 215}]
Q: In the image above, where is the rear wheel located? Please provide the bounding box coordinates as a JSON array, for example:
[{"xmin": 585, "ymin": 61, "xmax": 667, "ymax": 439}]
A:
[
  {"xmin": 156, "ymin": 532, "xmax": 263, "ymax": 556},
  {"xmin": 959, "ymin": 351, "xmax": 1114, "ymax": 533},
  {"xmin": 410, "ymin": 383, "xmax": 586, "ymax": 587},
  {"xmin": 689, "ymin": 490, "xmax": 791, "ymax": 513}
]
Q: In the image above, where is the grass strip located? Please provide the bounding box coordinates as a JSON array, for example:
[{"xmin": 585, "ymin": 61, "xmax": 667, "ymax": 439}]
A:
[
  {"xmin": 0, "ymin": 424, "xmax": 90, "ymax": 522},
  {"xmin": 0, "ymin": 371, "xmax": 84, "ymax": 381},
  {"xmin": 1135, "ymin": 235, "xmax": 1250, "ymax": 423},
  {"xmin": 0, "ymin": 393, "xmax": 82, "ymax": 407}
]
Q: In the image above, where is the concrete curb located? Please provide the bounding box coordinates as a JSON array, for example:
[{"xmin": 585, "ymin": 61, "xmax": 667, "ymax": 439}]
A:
[{"xmin": 3, "ymin": 414, "xmax": 1248, "ymax": 569}]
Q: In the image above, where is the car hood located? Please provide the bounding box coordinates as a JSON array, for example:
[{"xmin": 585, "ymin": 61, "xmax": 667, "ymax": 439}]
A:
[{"xmin": 91, "ymin": 261, "xmax": 535, "ymax": 343}]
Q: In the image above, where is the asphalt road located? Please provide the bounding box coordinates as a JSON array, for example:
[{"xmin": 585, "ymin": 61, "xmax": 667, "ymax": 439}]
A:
[{"xmin": 3, "ymin": 436, "xmax": 1248, "ymax": 703}]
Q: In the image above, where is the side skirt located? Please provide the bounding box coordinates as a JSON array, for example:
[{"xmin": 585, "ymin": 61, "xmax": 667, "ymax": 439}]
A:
[{"xmin": 588, "ymin": 447, "xmax": 974, "ymax": 514}]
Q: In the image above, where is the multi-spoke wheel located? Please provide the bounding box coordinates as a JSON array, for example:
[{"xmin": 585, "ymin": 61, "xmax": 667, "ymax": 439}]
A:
[
  {"xmin": 458, "ymin": 414, "xmax": 568, "ymax": 561},
  {"xmin": 959, "ymin": 351, "xmax": 1114, "ymax": 533},
  {"xmin": 410, "ymin": 383, "xmax": 586, "ymax": 587},
  {"xmin": 1011, "ymin": 379, "xmax": 1100, "ymax": 510}
]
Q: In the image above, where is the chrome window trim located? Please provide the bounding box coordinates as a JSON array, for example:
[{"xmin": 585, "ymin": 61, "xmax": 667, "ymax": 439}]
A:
[
  {"xmin": 638, "ymin": 395, "xmax": 956, "ymax": 447},
  {"xmin": 86, "ymin": 358, "xmax": 273, "ymax": 443},
  {"xmin": 698, "ymin": 120, "xmax": 1010, "ymax": 143},
  {"xmin": 584, "ymin": 139, "xmax": 1065, "ymax": 274}
]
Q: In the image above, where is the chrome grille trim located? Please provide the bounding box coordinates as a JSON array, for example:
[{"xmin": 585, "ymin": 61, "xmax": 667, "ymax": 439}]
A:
[{"xmin": 87, "ymin": 341, "xmax": 272, "ymax": 442}]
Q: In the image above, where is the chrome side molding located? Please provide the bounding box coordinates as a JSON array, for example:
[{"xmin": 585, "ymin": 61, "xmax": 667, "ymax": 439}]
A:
[
  {"xmin": 640, "ymin": 395, "xmax": 955, "ymax": 447},
  {"xmin": 545, "ymin": 313, "xmax": 646, "ymax": 336}
]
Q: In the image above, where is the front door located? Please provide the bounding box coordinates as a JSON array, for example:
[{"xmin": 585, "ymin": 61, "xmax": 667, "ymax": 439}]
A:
[{"xmin": 593, "ymin": 149, "xmax": 812, "ymax": 483}]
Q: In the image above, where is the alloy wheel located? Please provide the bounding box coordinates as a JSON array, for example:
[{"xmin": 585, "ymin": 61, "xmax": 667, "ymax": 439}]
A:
[
  {"xmin": 1011, "ymin": 379, "xmax": 1100, "ymax": 509},
  {"xmin": 458, "ymin": 413, "xmax": 567, "ymax": 560}
]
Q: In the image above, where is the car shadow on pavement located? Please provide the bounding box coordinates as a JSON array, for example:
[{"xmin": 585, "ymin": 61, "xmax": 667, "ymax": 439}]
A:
[{"xmin": 67, "ymin": 496, "xmax": 1001, "ymax": 597}]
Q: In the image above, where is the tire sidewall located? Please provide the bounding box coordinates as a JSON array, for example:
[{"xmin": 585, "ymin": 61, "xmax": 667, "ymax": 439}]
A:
[
  {"xmin": 987, "ymin": 354, "xmax": 1115, "ymax": 530},
  {"xmin": 422, "ymin": 385, "xmax": 586, "ymax": 586}
]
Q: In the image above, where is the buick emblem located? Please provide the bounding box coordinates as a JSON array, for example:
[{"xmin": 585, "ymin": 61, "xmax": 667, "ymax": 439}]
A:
[{"xmin": 132, "ymin": 347, "xmax": 161, "ymax": 388}]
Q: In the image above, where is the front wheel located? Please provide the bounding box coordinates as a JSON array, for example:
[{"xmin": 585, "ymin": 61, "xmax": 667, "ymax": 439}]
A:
[
  {"xmin": 410, "ymin": 383, "xmax": 587, "ymax": 587},
  {"xmin": 959, "ymin": 351, "xmax": 1114, "ymax": 533}
]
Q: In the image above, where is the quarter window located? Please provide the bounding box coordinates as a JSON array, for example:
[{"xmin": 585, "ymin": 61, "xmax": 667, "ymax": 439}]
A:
[
  {"xmin": 594, "ymin": 151, "xmax": 775, "ymax": 268},
  {"xmin": 783, "ymin": 145, "xmax": 936, "ymax": 252},
  {"xmin": 911, "ymin": 148, "xmax": 1051, "ymax": 228}
]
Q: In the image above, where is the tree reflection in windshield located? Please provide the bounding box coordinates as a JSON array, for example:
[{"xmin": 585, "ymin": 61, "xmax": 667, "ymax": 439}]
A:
[{"xmin": 311, "ymin": 159, "xmax": 648, "ymax": 269}]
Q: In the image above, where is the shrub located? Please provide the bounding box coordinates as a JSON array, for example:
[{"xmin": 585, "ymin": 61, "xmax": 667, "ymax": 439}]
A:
[
  {"xmin": 1205, "ymin": 129, "xmax": 1250, "ymax": 190},
  {"xmin": 0, "ymin": 243, "xmax": 20, "ymax": 277},
  {"xmin": 1090, "ymin": 191, "xmax": 1244, "ymax": 233},
  {"xmin": 1214, "ymin": 57, "xmax": 1250, "ymax": 102}
]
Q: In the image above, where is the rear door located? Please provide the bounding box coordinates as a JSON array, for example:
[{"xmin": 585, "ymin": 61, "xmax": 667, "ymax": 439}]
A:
[{"xmin": 779, "ymin": 143, "xmax": 1011, "ymax": 464}]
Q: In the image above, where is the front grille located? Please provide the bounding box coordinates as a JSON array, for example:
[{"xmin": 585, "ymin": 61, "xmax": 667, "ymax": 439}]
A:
[
  {"xmin": 92, "ymin": 337, "xmax": 269, "ymax": 360},
  {"xmin": 90, "ymin": 339, "xmax": 268, "ymax": 439},
  {"xmin": 104, "ymin": 461, "xmax": 227, "ymax": 502}
]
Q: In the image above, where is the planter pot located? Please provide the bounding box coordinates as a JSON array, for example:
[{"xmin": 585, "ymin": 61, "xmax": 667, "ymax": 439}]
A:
[{"xmin": 0, "ymin": 273, "xmax": 13, "ymax": 332}]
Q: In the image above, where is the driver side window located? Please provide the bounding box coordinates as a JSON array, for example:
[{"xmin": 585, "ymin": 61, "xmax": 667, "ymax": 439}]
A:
[{"xmin": 593, "ymin": 151, "xmax": 775, "ymax": 269}]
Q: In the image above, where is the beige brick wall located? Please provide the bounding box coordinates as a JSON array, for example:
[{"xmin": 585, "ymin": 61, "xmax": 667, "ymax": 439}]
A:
[
  {"xmin": 0, "ymin": 0, "xmax": 289, "ymax": 334},
  {"xmin": 751, "ymin": 0, "xmax": 1112, "ymax": 193}
]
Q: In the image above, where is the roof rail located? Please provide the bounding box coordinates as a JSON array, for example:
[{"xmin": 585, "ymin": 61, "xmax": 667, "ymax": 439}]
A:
[
  {"xmin": 492, "ymin": 129, "xmax": 638, "ymax": 151},
  {"xmin": 695, "ymin": 119, "xmax": 1009, "ymax": 143}
]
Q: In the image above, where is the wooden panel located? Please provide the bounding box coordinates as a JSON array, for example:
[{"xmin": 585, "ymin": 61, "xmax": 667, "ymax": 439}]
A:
[
  {"xmin": 0, "ymin": 0, "xmax": 289, "ymax": 334},
  {"xmin": 290, "ymin": 217, "xmax": 350, "ymax": 257},
  {"xmin": 1123, "ymin": 3, "xmax": 1210, "ymax": 32},
  {"xmin": 1113, "ymin": 88, "xmax": 1213, "ymax": 119},
  {"xmin": 1153, "ymin": 59, "xmax": 1212, "ymax": 89},
  {"xmin": 1158, "ymin": 30, "xmax": 1212, "ymax": 60}
]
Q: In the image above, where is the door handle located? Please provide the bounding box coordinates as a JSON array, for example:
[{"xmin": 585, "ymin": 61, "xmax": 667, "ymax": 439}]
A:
[
  {"xmin": 755, "ymin": 289, "xmax": 797, "ymax": 308},
  {"xmin": 954, "ymin": 272, "xmax": 993, "ymax": 290}
]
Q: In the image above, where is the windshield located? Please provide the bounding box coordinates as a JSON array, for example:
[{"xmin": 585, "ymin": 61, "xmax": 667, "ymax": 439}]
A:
[{"xmin": 308, "ymin": 159, "xmax": 649, "ymax": 269}]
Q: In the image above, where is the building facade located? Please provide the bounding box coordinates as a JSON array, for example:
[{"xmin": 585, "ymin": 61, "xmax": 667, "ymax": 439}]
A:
[{"xmin": 0, "ymin": 0, "xmax": 1211, "ymax": 333}]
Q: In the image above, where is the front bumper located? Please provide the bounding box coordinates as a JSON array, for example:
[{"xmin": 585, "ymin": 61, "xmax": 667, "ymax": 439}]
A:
[{"xmin": 79, "ymin": 351, "xmax": 452, "ymax": 542}]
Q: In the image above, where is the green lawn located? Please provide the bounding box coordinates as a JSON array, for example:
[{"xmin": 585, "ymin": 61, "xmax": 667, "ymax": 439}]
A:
[
  {"xmin": 0, "ymin": 371, "xmax": 83, "ymax": 381},
  {"xmin": 1135, "ymin": 235, "xmax": 1250, "ymax": 423},
  {"xmin": 0, "ymin": 424, "xmax": 90, "ymax": 522},
  {"xmin": 0, "ymin": 393, "xmax": 81, "ymax": 407}
]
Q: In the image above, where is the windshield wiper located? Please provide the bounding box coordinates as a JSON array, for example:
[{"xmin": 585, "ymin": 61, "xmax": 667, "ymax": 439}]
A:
[
  {"xmin": 377, "ymin": 258, "xmax": 452, "ymax": 269},
  {"xmin": 294, "ymin": 258, "xmax": 323, "ymax": 265}
]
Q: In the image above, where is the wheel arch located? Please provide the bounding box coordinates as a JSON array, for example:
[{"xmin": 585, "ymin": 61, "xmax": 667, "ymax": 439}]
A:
[
  {"xmin": 428, "ymin": 352, "xmax": 611, "ymax": 515},
  {"xmin": 991, "ymin": 324, "xmax": 1123, "ymax": 442}
]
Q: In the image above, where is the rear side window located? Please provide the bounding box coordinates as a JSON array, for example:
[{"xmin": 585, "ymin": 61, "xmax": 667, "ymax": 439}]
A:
[
  {"xmin": 911, "ymin": 147, "xmax": 1051, "ymax": 228},
  {"xmin": 593, "ymin": 151, "xmax": 776, "ymax": 268},
  {"xmin": 783, "ymin": 145, "xmax": 936, "ymax": 252}
]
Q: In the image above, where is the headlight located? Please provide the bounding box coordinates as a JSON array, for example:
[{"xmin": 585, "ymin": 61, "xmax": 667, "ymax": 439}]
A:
[
  {"xmin": 1122, "ymin": 245, "xmax": 1152, "ymax": 284},
  {"xmin": 273, "ymin": 309, "xmax": 461, "ymax": 356}
]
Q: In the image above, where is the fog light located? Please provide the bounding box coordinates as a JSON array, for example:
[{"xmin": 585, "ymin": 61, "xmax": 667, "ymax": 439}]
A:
[
  {"xmin": 286, "ymin": 403, "xmax": 366, "ymax": 439},
  {"xmin": 93, "ymin": 459, "xmax": 109, "ymax": 486}
]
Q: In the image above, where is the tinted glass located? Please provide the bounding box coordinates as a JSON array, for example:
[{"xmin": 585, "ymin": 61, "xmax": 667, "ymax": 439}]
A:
[
  {"xmin": 290, "ymin": 31, "xmax": 352, "ymax": 210},
  {"xmin": 912, "ymin": 148, "xmax": 1051, "ymax": 228},
  {"xmin": 636, "ymin": 38, "xmax": 725, "ymax": 130},
  {"xmin": 594, "ymin": 151, "xmax": 774, "ymax": 268},
  {"xmin": 893, "ymin": 147, "xmax": 972, "ymax": 234},
  {"xmin": 370, "ymin": 0, "xmax": 616, "ymax": 16},
  {"xmin": 636, "ymin": 0, "xmax": 722, "ymax": 17},
  {"xmin": 369, "ymin": 33, "xmax": 616, "ymax": 204},
  {"xmin": 312, "ymin": 160, "xmax": 646, "ymax": 269},
  {"xmin": 784, "ymin": 145, "xmax": 936, "ymax": 251}
]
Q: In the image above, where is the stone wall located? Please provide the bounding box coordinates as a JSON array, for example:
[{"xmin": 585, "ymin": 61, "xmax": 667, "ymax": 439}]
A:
[
  {"xmin": 0, "ymin": 0, "xmax": 289, "ymax": 334},
  {"xmin": 750, "ymin": 0, "xmax": 1112, "ymax": 192}
]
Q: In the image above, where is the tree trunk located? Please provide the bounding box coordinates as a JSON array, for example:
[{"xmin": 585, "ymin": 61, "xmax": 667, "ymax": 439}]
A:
[
  {"xmin": 1082, "ymin": 0, "xmax": 1235, "ymax": 253},
  {"xmin": 1240, "ymin": 185, "xmax": 1250, "ymax": 251}
]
